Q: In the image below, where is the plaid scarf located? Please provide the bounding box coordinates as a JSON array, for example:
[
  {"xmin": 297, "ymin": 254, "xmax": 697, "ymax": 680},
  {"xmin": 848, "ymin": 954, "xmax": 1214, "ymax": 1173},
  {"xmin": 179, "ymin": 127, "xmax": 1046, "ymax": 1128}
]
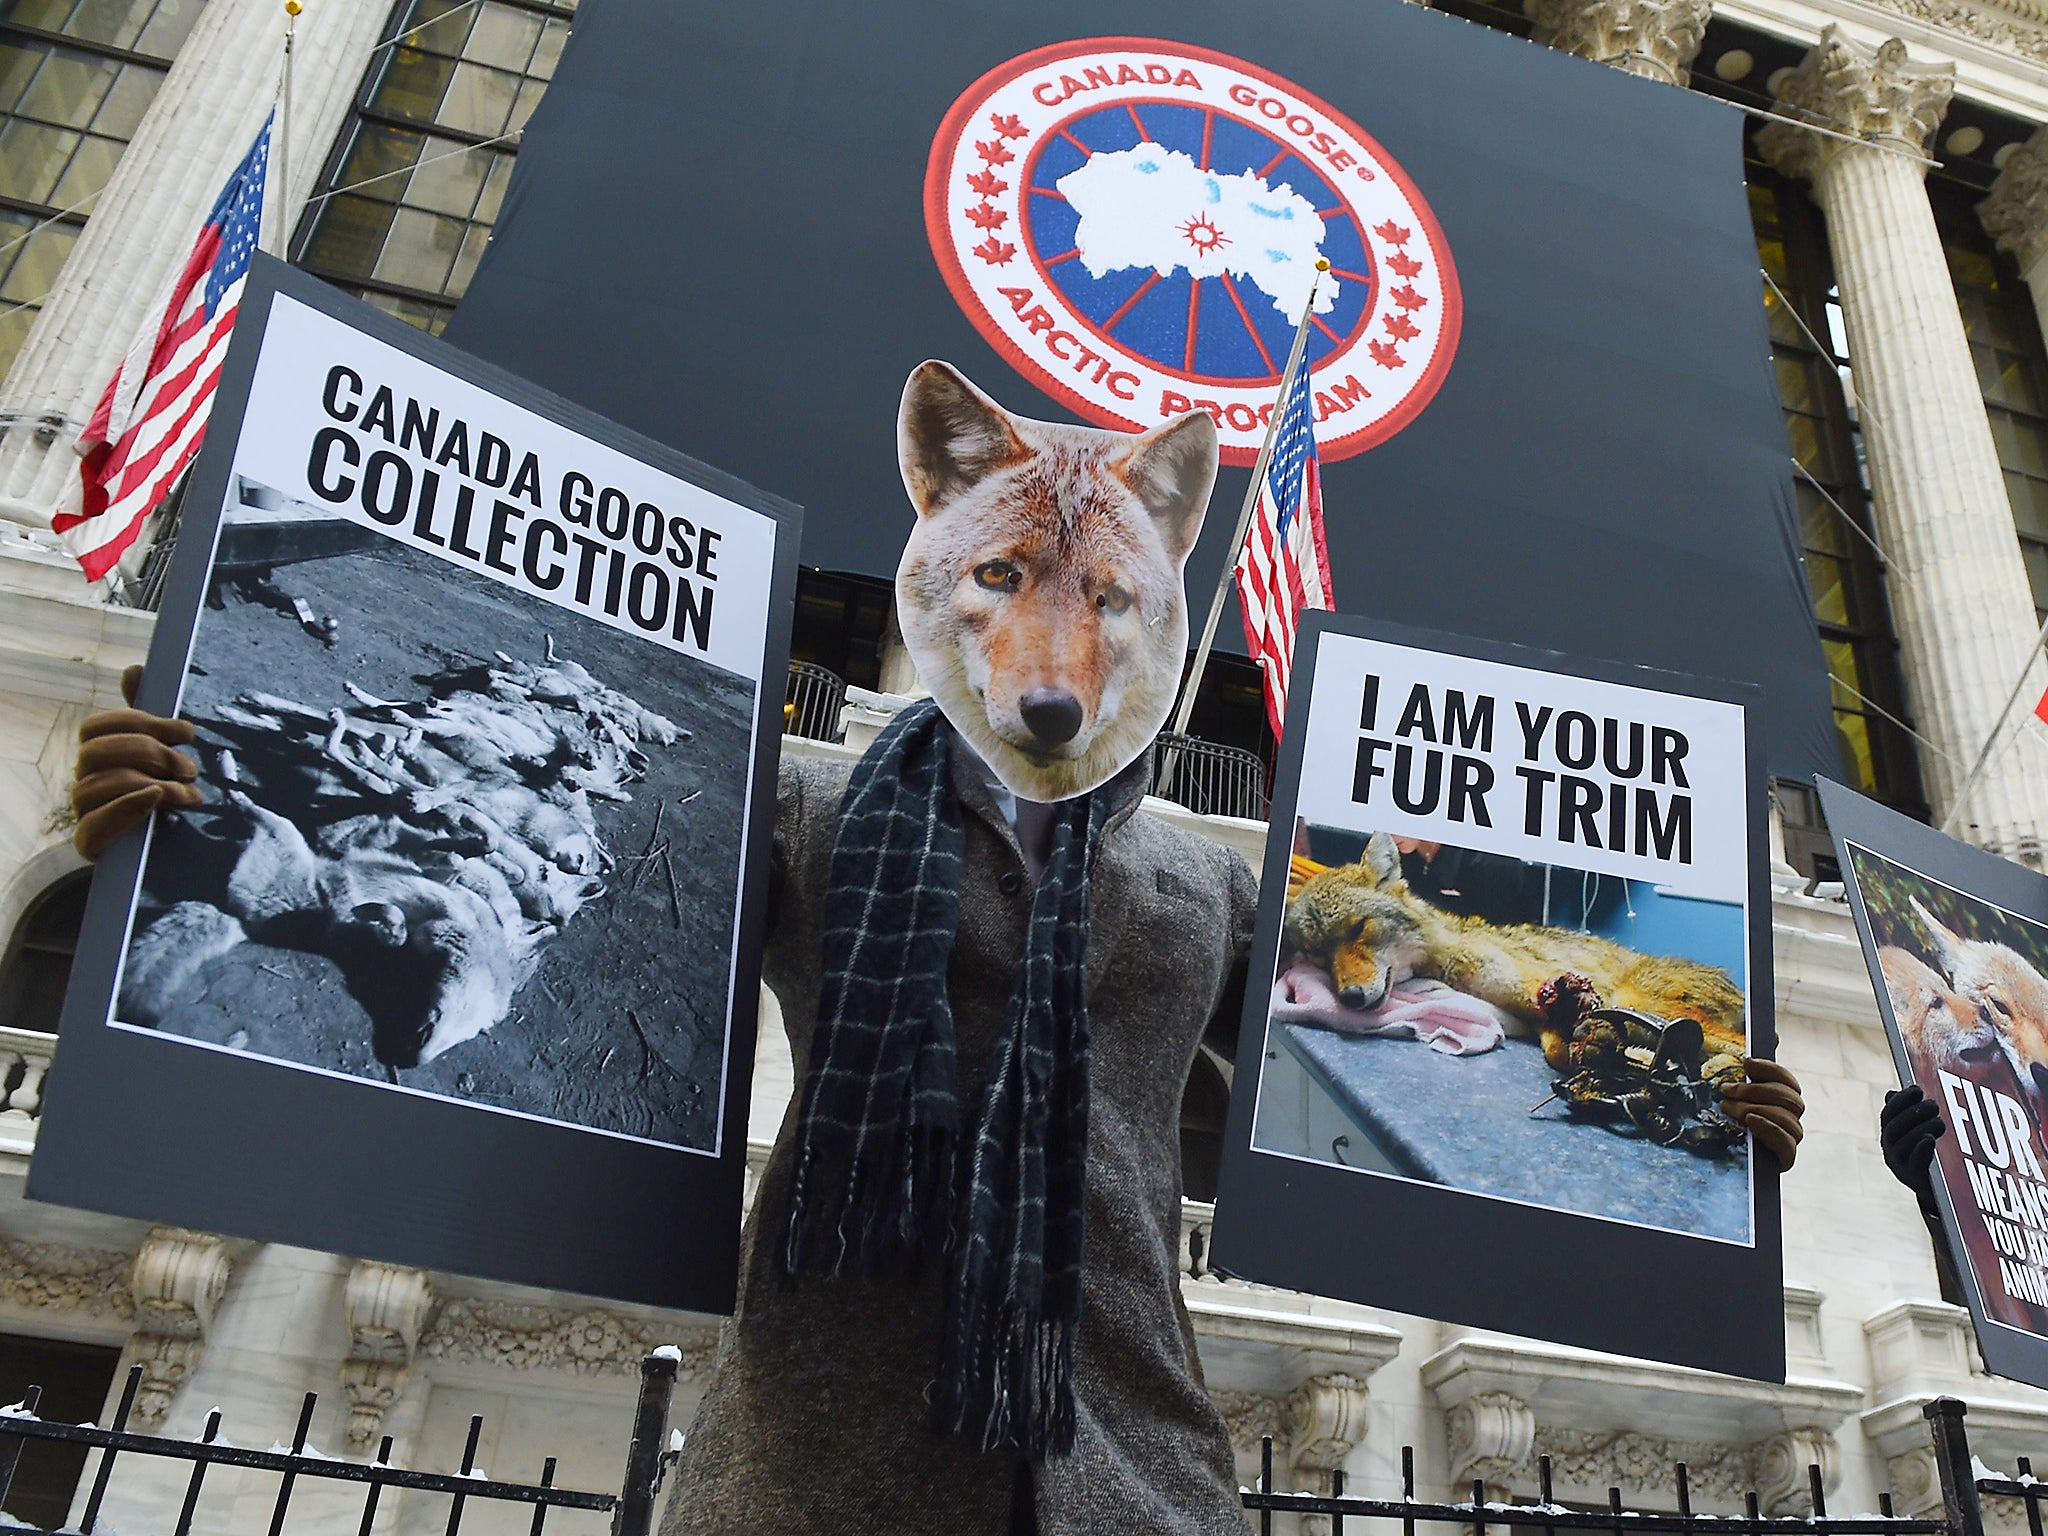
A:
[{"xmin": 779, "ymin": 700, "xmax": 1105, "ymax": 1462}]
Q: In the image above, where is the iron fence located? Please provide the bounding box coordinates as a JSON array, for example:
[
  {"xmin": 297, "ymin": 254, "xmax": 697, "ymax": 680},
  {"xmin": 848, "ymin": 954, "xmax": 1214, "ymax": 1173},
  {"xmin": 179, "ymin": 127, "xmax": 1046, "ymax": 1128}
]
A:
[
  {"xmin": 784, "ymin": 661, "xmax": 847, "ymax": 743},
  {"xmin": 1241, "ymin": 1398, "xmax": 1990, "ymax": 1536},
  {"xmin": 1153, "ymin": 731, "xmax": 1269, "ymax": 820},
  {"xmin": 0, "ymin": 1353, "xmax": 680, "ymax": 1536}
]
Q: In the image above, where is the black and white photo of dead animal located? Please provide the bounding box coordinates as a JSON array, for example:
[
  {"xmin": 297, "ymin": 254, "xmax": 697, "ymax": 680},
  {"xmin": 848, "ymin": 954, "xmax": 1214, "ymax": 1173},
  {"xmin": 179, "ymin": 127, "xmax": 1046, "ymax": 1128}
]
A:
[{"xmin": 123, "ymin": 643, "xmax": 682, "ymax": 1069}]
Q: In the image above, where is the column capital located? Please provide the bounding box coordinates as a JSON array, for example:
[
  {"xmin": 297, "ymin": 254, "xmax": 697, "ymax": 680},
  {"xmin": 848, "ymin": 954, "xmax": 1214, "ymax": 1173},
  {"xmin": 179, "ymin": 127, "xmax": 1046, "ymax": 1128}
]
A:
[
  {"xmin": 1525, "ymin": 0, "xmax": 1712, "ymax": 85},
  {"xmin": 1982, "ymin": 126, "xmax": 2048, "ymax": 274},
  {"xmin": 1757, "ymin": 28, "xmax": 1953, "ymax": 184}
]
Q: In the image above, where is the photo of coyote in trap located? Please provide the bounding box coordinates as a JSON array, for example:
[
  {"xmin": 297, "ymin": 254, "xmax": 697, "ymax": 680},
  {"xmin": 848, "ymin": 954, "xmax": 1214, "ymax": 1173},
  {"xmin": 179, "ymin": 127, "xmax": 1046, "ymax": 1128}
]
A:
[
  {"xmin": 113, "ymin": 481, "xmax": 755, "ymax": 1151},
  {"xmin": 1254, "ymin": 818, "xmax": 1753, "ymax": 1240}
]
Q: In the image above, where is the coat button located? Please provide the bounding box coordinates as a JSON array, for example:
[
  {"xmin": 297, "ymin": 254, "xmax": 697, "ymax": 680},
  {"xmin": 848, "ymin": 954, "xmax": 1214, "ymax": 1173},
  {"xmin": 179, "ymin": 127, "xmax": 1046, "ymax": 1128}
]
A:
[{"xmin": 998, "ymin": 871, "xmax": 1023, "ymax": 896}]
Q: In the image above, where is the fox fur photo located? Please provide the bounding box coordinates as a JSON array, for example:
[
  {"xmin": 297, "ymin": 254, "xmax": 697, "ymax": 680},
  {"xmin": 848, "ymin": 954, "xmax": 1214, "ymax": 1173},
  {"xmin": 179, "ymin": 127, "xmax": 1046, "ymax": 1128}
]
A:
[
  {"xmin": 1285, "ymin": 830, "xmax": 1747, "ymax": 1066},
  {"xmin": 893, "ymin": 360, "xmax": 1217, "ymax": 802},
  {"xmin": 1907, "ymin": 896, "xmax": 2048, "ymax": 1106}
]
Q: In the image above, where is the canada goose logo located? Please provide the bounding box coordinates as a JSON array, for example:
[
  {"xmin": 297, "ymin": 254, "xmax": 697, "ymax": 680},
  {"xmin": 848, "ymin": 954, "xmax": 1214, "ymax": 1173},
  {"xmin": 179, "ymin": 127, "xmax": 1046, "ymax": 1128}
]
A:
[{"xmin": 924, "ymin": 35, "xmax": 1461, "ymax": 465}]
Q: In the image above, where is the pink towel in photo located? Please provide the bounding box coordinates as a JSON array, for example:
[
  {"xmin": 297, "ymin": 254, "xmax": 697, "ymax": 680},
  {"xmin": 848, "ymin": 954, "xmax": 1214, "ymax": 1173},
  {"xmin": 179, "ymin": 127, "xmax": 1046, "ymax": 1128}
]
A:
[{"xmin": 1271, "ymin": 962, "xmax": 1508, "ymax": 1056}]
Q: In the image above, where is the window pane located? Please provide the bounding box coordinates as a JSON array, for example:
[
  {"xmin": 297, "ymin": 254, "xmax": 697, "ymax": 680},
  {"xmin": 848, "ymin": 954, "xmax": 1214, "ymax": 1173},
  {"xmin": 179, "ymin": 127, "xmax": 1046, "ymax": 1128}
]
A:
[
  {"xmin": 1836, "ymin": 709, "xmax": 1877, "ymax": 794},
  {"xmin": 465, "ymin": 3, "xmax": 542, "ymax": 71},
  {"xmin": 437, "ymin": 60, "xmax": 517, "ymax": 136},
  {"xmin": 447, "ymin": 220, "xmax": 489, "ymax": 296},
  {"xmin": 299, "ymin": 194, "xmax": 398, "ymax": 276},
  {"xmin": 0, "ymin": 118, "xmax": 80, "ymax": 202},
  {"xmin": 402, "ymin": 0, "xmax": 478, "ymax": 57},
  {"xmin": 362, "ymin": 287, "xmax": 451, "ymax": 333},
  {"xmin": 50, "ymin": 128, "xmax": 117, "ymax": 203},
  {"xmin": 1805, "ymin": 551, "xmax": 1849, "ymax": 626},
  {"xmin": 17, "ymin": 46, "xmax": 116, "ymax": 128},
  {"xmin": 336, "ymin": 121, "xmax": 425, "ymax": 205},
  {"xmin": 0, "ymin": 1, "xmax": 80, "ymax": 32},
  {"xmin": 1783, "ymin": 411, "xmax": 1837, "ymax": 481},
  {"xmin": 371, "ymin": 47, "xmax": 456, "ymax": 122},
  {"xmin": 0, "ymin": 300, "xmax": 37, "ymax": 382},
  {"xmin": 1773, "ymin": 352, "xmax": 1821, "ymax": 414},
  {"xmin": 531, "ymin": 18, "xmax": 568, "ymax": 78},
  {"xmin": 133, "ymin": 0, "xmax": 204, "ymax": 58},
  {"xmin": 405, "ymin": 134, "xmax": 489, "ymax": 216},
  {"xmin": 372, "ymin": 204, "xmax": 464, "ymax": 291},
  {"xmin": 0, "ymin": 214, "xmax": 76, "ymax": 299},
  {"xmin": 473, "ymin": 149, "xmax": 512, "ymax": 223},
  {"xmin": 0, "ymin": 42, "xmax": 46, "ymax": 109},
  {"xmin": 89, "ymin": 60, "xmax": 155, "ymax": 136}
]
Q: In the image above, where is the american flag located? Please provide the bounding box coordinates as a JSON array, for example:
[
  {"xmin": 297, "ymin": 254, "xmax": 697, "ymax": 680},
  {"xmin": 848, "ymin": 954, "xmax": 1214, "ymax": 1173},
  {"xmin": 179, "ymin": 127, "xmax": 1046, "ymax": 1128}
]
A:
[
  {"xmin": 55, "ymin": 113, "xmax": 271, "ymax": 584},
  {"xmin": 1234, "ymin": 356, "xmax": 1334, "ymax": 738}
]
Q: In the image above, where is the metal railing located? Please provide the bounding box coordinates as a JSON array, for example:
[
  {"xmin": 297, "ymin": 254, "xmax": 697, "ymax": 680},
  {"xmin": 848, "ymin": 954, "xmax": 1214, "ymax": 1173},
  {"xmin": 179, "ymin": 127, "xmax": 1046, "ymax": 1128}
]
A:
[
  {"xmin": 0, "ymin": 1352, "xmax": 681, "ymax": 1536},
  {"xmin": 1152, "ymin": 731, "xmax": 1268, "ymax": 820},
  {"xmin": 1239, "ymin": 1398, "xmax": 1992, "ymax": 1536},
  {"xmin": 783, "ymin": 661, "xmax": 846, "ymax": 743}
]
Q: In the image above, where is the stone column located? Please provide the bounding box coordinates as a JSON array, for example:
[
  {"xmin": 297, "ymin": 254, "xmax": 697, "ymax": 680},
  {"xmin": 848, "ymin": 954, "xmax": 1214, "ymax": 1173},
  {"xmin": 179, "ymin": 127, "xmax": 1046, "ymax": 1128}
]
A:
[
  {"xmin": 1760, "ymin": 29, "xmax": 2048, "ymax": 863},
  {"xmin": 1524, "ymin": 0, "xmax": 1712, "ymax": 84},
  {"xmin": 1982, "ymin": 127, "xmax": 2048, "ymax": 368},
  {"xmin": 0, "ymin": 0, "xmax": 388, "ymax": 569}
]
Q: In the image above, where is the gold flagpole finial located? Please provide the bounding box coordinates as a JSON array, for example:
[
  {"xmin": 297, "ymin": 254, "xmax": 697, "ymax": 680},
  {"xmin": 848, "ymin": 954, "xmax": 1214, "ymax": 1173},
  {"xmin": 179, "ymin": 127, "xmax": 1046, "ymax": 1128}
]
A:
[
  {"xmin": 1315, "ymin": 258, "xmax": 1330, "ymax": 272},
  {"xmin": 285, "ymin": 1, "xmax": 301, "ymax": 13}
]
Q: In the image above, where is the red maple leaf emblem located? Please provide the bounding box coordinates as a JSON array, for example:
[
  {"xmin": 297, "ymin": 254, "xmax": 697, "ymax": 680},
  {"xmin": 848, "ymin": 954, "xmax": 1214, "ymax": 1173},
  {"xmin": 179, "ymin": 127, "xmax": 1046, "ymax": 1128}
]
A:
[
  {"xmin": 1391, "ymin": 284, "xmax": 1428, "ymax": 312},
  {"xmin": 966, "ymin": 202, "xmax": 1008, "ymax": 230},
  {"xmin": 966, "ymin": 169, "xmax": 1008, "ymax": 197},
  {"xmin": 1373, "ymin": 220, "xmax": 1412, "ymax": 245},
  {"xmin": 975, "ymin": 139, "xmax": 1015, "ymax": 166},
  {"xmin": 1386, "ymin": 250, "xmax": 1424, "ymax": 279},
  {"xmin": 990, "ymin": 111, "xmax": 1028, "ymax": 140},
  {"xmin": 1382, "ymin": 312, "xmax": 1420, "ymax": 342},
  {"xmin": 1368, "ymin": 339, "xmax": 1404, "ymax": 369},
  {"xmin": 972, "ymin": 236, "xmax": 1017, "ymax": 265}
]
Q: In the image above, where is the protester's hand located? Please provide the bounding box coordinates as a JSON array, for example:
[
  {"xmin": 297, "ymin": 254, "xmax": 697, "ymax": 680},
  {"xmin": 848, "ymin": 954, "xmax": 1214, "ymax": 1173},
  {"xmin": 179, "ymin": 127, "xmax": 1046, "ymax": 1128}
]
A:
[
  {"xmin": 1880, "ymin": 1083, "xmax": 1945, "ymax": 1210},
  {"xmin": 1721, "ymin": 1057, "xmax": 1805, "ymax": 1169},
  {"xmin": 71, "ymin": 664, "xmax": 203, "ymax": 860}
]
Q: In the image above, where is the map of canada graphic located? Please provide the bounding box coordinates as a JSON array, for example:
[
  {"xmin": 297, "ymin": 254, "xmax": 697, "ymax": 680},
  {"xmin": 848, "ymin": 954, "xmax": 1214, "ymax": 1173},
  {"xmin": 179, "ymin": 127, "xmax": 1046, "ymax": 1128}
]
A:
[{"xmin": 927, "ymin": 37, "xmax": 1461, "ymax": 464}]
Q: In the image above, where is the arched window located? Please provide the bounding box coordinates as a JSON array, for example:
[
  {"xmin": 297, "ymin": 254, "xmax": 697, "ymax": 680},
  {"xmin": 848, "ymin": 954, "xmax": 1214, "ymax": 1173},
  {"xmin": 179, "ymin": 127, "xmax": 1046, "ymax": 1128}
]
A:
[{"xmin": 0, "ymin": 870, "xmax": 90, "ymax": 1034}]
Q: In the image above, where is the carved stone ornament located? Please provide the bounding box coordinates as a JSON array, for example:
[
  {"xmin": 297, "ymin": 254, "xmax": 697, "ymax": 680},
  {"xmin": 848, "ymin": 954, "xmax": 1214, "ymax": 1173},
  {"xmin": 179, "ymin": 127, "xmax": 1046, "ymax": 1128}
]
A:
[
  {"xmin": 1982, "ymin": 127, "xmax": 2048, "ymax": 274},
  {"xmin": 1447, "ymin": 1392, "xmax": 1535, "ymax": 1502},
  {"xmin": 340, "ymin": 1261, "xmax": 434, "ymax": 1449},
  {"xmin": 0, "ymin": 1239, "xmax": 135, "ymax": 1319},
  {"xmin": 1288, "ymin": 1374, "xmax": 1372, "ymax": 1476},
  {"xmin": 126, "ymin": 1227, "xmax": 231, "ymax": 1427},
  {"xmin": 1532, "ymin": 1425, "xmax": 1755, "ymax": 1506},
  {"xmin": 1756, "ymin": 1429, "xmax": 1841, "ymax": 1518},
  {"xmin": 418, "ymin": 1298, "xmax": 718, "ymax": 1378},
  {"xmin": 1756, "ymin": 27, "xmax": 1954, "ymax": 184},
  {"xmin": 1525, "ymin": 0, "xmax": 1712, "ymax": 84},
  {"xmin": 1211, "ymin": 1387, "xmax": 1290, "ymax": 1457},
  {"xmin": 1864, "ymin": 0, "xmax": 2048, "ymax": 67},
  {"xmin": 1888, "ymin": 1446, "xmax": 1944, "ymax": 1519}
]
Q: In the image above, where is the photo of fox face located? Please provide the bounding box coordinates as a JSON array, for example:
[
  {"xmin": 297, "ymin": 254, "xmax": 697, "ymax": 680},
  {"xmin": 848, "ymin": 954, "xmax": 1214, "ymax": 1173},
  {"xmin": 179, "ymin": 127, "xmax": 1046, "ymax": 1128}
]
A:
[
  {"xmin": 1877, "ymin": 944, "xmax": 2002, "ymax": 1078},
  {"xmin": 894, "ymin": 360, "xmax": 1217, "ymax": 802},
  {"xmin": 1911, "ymin": 897, "xmax": 2048, "ymax": 1106}
]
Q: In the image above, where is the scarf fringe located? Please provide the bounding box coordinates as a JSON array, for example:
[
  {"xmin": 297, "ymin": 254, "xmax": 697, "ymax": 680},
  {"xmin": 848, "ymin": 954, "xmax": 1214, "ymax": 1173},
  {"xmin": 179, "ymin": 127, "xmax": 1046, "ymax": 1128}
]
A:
[
  {"xmin": 934, "ymin": 1295, "xmax": 1078, "ymax": 1463},
  {"xmin": 779, "ymin": 1121, "xmax": 957, "ymax": 1282}
]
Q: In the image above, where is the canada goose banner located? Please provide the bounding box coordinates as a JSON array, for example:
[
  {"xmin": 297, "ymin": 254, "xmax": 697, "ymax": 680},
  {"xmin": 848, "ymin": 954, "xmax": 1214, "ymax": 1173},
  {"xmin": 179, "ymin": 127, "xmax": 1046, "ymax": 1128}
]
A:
[
  {"xmin": 1213, "ymin": 614, "xmax": 1783, "ymax": 1381},
  {"xmin": 31, "ymin": 258, "xmax": 802, "ymax": 1313}
]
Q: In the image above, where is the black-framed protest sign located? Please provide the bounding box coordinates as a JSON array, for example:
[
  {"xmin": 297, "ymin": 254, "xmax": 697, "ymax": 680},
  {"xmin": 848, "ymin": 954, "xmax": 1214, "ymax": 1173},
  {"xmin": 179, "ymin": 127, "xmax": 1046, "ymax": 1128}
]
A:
[
  {"xmin": 30, "ymin": 256, "xmax": 800, "ymax": 1314},
  {"xmin": 1821, "ymin": 778, "xmax": 2048, "ymax": 1390},
  {"xmin": 1212, "ymin": 612, "xmax": 1782, "ymax": 1380}
]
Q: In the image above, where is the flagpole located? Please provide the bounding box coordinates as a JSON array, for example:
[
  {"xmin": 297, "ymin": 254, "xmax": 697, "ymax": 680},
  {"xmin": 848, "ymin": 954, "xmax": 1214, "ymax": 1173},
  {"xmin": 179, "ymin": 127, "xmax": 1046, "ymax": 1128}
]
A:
[
  {"xmin": 1938, "ymin": 608, "xmax": 2048, "ymax": 835},
  {"xmin": 273, "ymin": 0, "xmax": 300, "ymax": 258},
  {"xmin": 1166, "ymin": 257, "xmax": 1328, "ymax": 743}
]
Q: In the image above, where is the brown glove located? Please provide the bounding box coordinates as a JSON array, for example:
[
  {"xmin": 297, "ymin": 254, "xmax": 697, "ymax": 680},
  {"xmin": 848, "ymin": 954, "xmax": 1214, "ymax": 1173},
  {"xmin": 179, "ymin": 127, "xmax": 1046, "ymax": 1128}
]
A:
[
  {"xmin": 71, "ymin": 664, "xmax": 204, "ymax": 860},
  {"xmin": 1720, "ymin": 1056, "xmax": 1805, "ymax": 1170}
]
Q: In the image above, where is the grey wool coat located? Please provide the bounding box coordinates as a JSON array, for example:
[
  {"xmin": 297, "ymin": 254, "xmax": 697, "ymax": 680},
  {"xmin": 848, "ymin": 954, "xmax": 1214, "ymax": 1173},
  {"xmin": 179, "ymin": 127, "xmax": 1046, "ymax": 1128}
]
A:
[{"xmin": 661, "ymin": 744, "xmax": 1260, "ymax": 1536}]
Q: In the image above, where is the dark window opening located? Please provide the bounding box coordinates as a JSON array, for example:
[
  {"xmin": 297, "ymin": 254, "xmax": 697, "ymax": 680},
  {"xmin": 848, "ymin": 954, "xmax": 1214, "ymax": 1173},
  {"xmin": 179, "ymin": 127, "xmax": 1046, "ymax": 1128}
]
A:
[
  {"xmin": 0, "ymin": 1333, "xmax": 122, "ymax": 1531},
  {"xmin": 0, "ymin": 870, "xmax": 89, "ymax": 1034},
  {"xmin": 788, "ymin": 568, "xmax": 891, "ymax": 695},
  {"xmin": 1179, "ymin": 1047, "xmax": 1231, "ymax": 1203}
]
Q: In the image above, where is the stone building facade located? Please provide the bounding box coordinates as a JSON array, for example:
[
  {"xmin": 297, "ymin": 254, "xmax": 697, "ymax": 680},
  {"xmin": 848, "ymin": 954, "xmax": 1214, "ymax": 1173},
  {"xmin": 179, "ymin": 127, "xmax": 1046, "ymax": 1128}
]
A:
[{"xmin": 7, "ymin": 0, "xmax": 2048, "ymax": 1531}]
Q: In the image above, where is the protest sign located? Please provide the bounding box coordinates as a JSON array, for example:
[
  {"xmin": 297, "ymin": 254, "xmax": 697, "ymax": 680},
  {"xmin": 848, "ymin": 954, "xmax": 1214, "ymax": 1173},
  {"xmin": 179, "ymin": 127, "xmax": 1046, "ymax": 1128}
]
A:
[
  {"xmin": 1822, "ymin": 778, "xmax": 2048, "ymax": 1389},
  {"xmin": 31, "ymin": 257, "xmax": 800, "ymax": 1313},
  {"xmin": 1212, "ymin": 613, "xmax": 1782, "ymax": 1379}
]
